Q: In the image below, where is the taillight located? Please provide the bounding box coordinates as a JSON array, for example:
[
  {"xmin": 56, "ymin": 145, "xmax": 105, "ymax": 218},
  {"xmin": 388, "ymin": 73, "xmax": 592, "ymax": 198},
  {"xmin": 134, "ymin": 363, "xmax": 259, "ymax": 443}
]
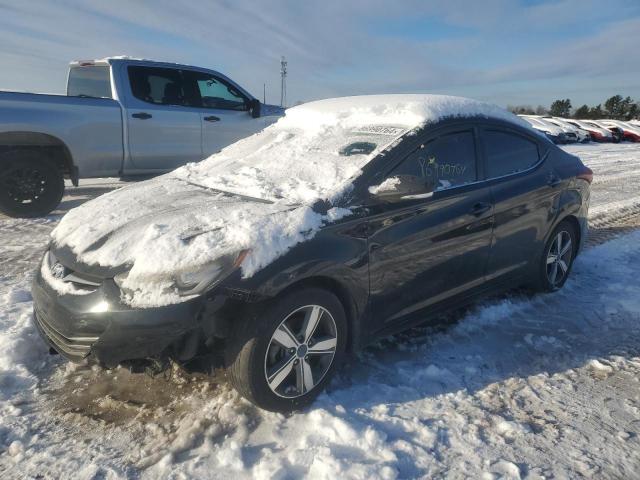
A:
[{"xmin": 577, "ymin": 166, "xmax": 593, "ymax": 184}]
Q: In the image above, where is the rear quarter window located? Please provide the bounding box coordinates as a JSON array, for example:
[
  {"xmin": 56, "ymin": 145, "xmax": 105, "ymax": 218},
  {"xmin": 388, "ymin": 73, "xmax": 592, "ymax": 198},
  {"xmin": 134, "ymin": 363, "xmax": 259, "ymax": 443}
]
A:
[
  {"xmin": 67, "ymin": 66, "xmax": 112, "ymax": 98},
  {"xmin": 484, "ymin": 130, "xmax": 539, "ymax": 178}
]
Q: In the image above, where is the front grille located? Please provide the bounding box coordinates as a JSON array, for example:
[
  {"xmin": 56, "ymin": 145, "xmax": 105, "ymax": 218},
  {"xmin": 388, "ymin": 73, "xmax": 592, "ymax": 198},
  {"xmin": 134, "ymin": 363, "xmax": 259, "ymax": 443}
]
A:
[
  {"xmin": 47, "ymin": 251, "xmax": 101, "ymax": 292},
  {"xmin": 34, "ymin": 305, "xmax": 98, "ymax": 360}
]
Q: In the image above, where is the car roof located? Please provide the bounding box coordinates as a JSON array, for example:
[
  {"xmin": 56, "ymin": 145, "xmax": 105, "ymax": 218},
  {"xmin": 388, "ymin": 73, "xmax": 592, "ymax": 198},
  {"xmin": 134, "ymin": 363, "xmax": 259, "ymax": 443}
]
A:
[{"xmin": 285, "ymin": 94, "xmax": 530, "ymax": 131}]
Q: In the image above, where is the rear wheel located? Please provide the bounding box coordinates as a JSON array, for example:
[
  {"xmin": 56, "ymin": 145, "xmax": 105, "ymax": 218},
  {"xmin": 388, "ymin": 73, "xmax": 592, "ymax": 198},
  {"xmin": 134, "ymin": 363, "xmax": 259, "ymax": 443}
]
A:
[
  {"xmin": 0, "ymin": 151, "xmax": 64, "ymax": 218},
  {"xmin": 534, "ymin": 220, "xmax": 577, "ymax": 292},
  {"xmin": 226, "ymin": 287, "xmax": 347, "ymax": 412}
]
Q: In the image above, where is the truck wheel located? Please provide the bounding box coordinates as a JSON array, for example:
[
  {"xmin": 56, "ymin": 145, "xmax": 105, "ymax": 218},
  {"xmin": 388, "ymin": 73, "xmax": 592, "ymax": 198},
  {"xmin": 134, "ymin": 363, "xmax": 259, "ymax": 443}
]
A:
[
  {"xmin": 226, "ymin": 287, "xmax": 347, "ymax": 412},
  {"xmin": 0, "ymin": 151, "xmax": 64, "ymax": 218}
]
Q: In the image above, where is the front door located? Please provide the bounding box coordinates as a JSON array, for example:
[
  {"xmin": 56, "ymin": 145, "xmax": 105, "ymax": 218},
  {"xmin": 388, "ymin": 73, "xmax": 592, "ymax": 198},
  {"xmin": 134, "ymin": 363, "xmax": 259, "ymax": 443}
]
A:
[
  {"xmin": 183, "ymin": 70, "xmax": 267, "ymax": 156},
  {"xmin": 125, "ymin": 65, "xmax": 202, "ymax": 173},
  {"xmin": 367, "ymin": 127, "xmax": 494, "ymax": 332}
]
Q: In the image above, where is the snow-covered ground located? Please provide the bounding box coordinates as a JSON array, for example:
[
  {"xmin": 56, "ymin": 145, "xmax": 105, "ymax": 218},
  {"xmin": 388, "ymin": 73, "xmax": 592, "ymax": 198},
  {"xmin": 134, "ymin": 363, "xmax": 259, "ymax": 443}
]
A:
[{"xmin": 1, "ymin": 143, "xmax": 640, "ymax": 479}]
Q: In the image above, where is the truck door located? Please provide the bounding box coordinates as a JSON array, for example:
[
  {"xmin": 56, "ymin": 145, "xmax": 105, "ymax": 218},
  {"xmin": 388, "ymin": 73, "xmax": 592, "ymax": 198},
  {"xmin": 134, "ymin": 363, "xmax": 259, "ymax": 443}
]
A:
[
  {"xmin": 182, "ymin": 70, "xmax": 266, "ymax": 157},
  {"xmin": 124, "ymin": 66, "xmax": 202, "ymax": 173}
]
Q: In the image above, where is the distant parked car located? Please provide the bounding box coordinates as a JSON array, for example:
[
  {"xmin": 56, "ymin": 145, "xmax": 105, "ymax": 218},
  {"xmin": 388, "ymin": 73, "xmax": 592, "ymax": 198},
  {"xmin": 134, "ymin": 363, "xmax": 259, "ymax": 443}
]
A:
[
  {"xmin": 565, "ymin": 119, "xmax": 614, "ymax": 142},
  {"xmin": 547, "ymin": 117, "xmax": 591, "ymax": 143},
  {"xmin": 597, "ymin": 120, "xmax": 640, "ymax": 142},
  {"xmin": 590, "ymin": 121, "xmax": 624, "ymax": 143},
  {"xmin": 540, "ymin": 117, "xmax": 583, "ymax": 143},
  {"xmin": 33, "ymin": 95, "xmax": 592, "ymax": 412},
  {"xmin": 0, "ymin": 57, "xmax": 284, "ymax": 218},
  {"xmin": 519, "ymin": 115, "xmax": 567, "ymax": 144}
]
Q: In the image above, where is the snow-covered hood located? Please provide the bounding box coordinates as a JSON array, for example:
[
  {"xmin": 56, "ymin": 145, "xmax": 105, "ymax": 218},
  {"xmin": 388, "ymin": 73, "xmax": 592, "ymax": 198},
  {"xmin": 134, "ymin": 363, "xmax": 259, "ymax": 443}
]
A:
[{"xmin": 51, "ymin": 176, "xmax": 349, "ymax": 306}]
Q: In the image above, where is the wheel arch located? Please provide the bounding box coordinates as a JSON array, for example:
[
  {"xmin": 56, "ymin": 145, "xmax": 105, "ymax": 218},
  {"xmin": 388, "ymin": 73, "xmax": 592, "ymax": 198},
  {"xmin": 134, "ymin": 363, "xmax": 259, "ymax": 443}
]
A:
[
  {"xmin": 271, "ymin": 275, "xmax": 362, "ymax": 354},
  {"xmin": 0, "ymin": 131, "xmax": 77, "ymax": 185}
]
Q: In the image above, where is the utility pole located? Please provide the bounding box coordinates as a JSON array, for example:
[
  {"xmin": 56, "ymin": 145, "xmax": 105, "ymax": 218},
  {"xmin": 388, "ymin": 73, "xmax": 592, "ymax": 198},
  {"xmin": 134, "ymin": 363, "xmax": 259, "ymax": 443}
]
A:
[{"xmin": 280, "ymin": 56, "xmax": 287, "ymax": 108}]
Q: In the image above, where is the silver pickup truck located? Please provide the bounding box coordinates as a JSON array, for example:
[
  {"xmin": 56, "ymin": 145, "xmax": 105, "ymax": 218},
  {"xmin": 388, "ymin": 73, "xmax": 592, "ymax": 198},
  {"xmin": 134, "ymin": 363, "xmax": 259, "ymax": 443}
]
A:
[{"xmin": 0, "ymin": 57, "xmax": 283, "ymax": 217}]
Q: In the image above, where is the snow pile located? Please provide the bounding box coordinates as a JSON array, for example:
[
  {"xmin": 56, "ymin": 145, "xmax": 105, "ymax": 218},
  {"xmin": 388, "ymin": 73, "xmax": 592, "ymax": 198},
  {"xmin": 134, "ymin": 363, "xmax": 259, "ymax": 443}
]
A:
[{"xmin": 51, "ymin": 95, "xmax": 524, "ymax": 307}]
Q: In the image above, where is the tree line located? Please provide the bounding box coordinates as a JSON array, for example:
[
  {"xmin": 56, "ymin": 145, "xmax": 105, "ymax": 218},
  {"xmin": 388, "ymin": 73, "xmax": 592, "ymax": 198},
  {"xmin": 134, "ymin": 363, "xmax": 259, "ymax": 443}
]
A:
[{"xmin": 508, "ymin": 95, "xmax": 640, "ymax": 120}]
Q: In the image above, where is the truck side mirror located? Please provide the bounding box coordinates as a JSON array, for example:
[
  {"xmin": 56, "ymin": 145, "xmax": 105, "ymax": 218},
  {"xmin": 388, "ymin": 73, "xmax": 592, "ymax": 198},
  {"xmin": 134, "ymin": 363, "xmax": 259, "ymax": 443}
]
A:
[{"xmin": 249, "ymin": 99, "xmax": 261, "ymax": 118}]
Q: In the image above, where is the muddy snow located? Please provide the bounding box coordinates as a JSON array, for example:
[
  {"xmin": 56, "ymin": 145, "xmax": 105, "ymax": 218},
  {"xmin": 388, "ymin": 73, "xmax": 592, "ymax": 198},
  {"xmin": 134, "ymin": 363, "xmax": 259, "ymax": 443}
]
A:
[{"xmin": 1, "ymin": 144, "xmax": 640, "ymax": 479}]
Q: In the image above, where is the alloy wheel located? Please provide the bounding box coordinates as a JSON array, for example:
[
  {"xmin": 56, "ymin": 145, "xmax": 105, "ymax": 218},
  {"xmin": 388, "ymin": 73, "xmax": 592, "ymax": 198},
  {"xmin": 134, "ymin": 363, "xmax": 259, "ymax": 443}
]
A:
[
  {"xmin": 546, "ymin": 230, "xmax": 572, "ymax": 287},
  {"xmin": 264, "ymin": 304, "xmax": 338, "ymax": 399}
]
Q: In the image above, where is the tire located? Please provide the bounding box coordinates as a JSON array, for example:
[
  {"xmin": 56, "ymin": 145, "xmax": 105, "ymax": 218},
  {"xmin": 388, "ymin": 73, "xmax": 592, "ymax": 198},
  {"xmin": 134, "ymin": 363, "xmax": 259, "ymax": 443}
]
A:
[
  {"xmin": 226, "ymin": 287, "xmax": 347, "ymax": 412},
  {"xmin": 533, "ymin": 219, "xmax": 578, "ymax": 292},
  {"xmin": 0, "ymin": 151, "xmax": 64, "ymax": 218}
]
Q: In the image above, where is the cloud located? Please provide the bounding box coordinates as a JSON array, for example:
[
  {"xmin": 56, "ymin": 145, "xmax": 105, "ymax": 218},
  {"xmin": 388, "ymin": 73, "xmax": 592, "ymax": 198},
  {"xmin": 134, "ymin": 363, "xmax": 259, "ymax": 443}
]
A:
[{"xmin": 0, "ymin": 0, "xmax": 638, "ymax": 106}]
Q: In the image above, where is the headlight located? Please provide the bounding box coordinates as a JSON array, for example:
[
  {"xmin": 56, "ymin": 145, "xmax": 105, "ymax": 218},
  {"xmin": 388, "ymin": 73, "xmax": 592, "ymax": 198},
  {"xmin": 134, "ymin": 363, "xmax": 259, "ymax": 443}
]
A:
[
  {"xmin": 113, "ymin": 250, "xmax": 250, "ymax": 297},
  {"xmin": 175, "ymin": 249, "xmax": 250, "ymax": 296}
]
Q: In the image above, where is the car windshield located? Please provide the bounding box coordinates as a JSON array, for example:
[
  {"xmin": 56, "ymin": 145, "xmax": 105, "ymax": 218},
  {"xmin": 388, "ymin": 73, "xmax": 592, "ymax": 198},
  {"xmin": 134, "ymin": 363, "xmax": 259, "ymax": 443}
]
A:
[{"xmin": 171, "ymin": 123, "xmax": 408, "ymax": 204}]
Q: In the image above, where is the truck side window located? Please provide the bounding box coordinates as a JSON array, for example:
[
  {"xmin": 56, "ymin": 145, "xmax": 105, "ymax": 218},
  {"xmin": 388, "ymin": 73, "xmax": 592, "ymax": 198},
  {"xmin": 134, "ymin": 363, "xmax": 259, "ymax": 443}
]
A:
[
  {"xmin": 183, "ymin": 71, "xmax": 248, "ymax": 111},
  {"xmin": 68, "ymin": 66, "xmax": 112, "ymax": 98},
  {"xmin": 128, "ymin": 66, "xmax": 186, "ymax": 106}
]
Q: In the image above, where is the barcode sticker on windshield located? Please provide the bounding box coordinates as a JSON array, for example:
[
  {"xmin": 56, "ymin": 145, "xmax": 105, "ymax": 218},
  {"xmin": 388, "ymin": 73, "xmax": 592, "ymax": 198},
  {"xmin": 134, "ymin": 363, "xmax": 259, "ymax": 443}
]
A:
[{"xmin": 352, "ymin": 125, "xmax": 406, "ymax": 136}]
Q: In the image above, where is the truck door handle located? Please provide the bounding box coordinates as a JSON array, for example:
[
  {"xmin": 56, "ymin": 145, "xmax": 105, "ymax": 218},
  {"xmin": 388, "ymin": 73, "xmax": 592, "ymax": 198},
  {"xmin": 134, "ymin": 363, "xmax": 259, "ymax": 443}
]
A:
[
  {"xmin": 204, "ymin": 115, "xmax": 220, "ymax": 122},
  {"xmin": 470, "ymin": 202, "xmax": 492, "ymax": 217},
  {"xmin": 132, "ymin": 112, "xmax": 152, "ymax": 120}
]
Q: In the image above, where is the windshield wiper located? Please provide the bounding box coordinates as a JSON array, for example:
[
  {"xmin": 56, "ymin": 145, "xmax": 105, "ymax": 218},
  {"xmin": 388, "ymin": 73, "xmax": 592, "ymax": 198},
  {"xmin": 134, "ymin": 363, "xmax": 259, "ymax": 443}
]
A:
[{"xmin": 180, "ymin": 179, "xmax": 274, "ymax": 204}]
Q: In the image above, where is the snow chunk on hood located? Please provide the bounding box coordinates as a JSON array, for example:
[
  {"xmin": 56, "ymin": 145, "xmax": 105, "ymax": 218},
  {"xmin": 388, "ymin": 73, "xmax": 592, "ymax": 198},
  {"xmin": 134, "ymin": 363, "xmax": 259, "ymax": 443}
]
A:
[{"xmin": 51, "ymin": 94, "xmax": 522, "ymax": 307}]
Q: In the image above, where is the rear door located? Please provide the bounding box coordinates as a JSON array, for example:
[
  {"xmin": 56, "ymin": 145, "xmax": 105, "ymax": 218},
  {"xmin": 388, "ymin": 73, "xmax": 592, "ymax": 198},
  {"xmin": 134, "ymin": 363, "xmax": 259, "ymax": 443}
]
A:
[
  {"xmin": 367, "ymin": 126, "xmax": 494, "ymax": 331},
  {"xmin": 182, "ymin": 70, "xmax": 265, "ymax": 156},
  {"xmin": 124, "ymin": 65, "xmax": 202, "ymax": 172},
  {"xmin": 480, "ymin": 125, "xmax": 560, "ymax": 282}
]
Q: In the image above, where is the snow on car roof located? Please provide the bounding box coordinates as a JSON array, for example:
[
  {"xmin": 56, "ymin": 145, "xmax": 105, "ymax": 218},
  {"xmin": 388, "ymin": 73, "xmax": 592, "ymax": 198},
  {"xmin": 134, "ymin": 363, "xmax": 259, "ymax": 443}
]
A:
[{"xmin": 284, "ymin": 94, "xmax": 527, "ymax": 129}]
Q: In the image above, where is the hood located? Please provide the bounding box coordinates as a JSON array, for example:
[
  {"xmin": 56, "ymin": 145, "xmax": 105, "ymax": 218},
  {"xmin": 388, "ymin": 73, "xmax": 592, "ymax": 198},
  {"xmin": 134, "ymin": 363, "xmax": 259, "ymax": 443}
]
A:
[
  {"xmin": 50, "ymin": 175, "xmax": 350, "ymax": 307},
  {"xmin": 52, "ymin": 176, "xmax": 332, "ymax": 276}
]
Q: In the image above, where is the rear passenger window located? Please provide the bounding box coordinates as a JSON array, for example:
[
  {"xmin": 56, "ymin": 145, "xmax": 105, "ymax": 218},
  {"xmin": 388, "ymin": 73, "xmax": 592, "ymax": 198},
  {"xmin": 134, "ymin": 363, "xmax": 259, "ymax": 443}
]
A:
[
  {"xmin": 128, "ymin": 66, "xmax": 187, "ymax": 106},
  {"xmin": 484, "ymin": 130, "xmax": 539, "ymax": 178},
  {"xmin": 390, "ymin": 130, "xmax": 477, "ymax": 191}
]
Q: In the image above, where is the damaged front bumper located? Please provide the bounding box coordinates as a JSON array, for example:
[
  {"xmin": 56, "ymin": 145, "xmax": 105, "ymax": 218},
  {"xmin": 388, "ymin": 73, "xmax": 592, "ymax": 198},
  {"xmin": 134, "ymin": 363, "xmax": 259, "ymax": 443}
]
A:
[{"xmin": 32, "ymin": 264, "xmax": 241, "ymax": 370}]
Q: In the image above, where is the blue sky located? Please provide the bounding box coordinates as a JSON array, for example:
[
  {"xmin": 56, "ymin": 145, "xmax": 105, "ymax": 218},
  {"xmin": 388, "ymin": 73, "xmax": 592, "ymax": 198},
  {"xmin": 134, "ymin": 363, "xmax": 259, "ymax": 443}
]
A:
[{"xmin": 1, "ymin": 0, "xmax": 639, "ymax": 108}]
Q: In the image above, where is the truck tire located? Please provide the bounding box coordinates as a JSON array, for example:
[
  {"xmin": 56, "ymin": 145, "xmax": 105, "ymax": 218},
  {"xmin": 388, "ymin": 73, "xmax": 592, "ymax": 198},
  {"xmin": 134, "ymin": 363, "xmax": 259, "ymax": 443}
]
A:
[{"xmin": 0, "ymin": 151, "xmax": 64, "ymax": 218}]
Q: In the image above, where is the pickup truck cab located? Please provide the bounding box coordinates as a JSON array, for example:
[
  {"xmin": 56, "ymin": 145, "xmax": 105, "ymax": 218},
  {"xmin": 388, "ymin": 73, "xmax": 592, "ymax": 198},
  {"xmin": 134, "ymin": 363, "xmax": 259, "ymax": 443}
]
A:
[{"xmin": 0, "ymin": 57, "xmax": 283, "ymax": 217}]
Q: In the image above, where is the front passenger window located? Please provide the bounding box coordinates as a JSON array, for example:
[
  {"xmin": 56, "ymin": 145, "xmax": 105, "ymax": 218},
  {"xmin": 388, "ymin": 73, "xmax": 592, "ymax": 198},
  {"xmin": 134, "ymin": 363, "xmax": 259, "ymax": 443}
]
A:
[
  {"xmin": 388, "ymin": 130, "xmax": 477, "ymax": 192},
  {"xmin": 185, "ymin": 71, "xmax": 248, "ymax": 111}
]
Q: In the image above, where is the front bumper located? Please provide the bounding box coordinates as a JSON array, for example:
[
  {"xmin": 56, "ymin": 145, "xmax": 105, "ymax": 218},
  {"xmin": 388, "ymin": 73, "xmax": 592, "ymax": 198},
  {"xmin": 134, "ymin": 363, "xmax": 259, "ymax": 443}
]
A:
[{"xmin": 32, "ymin": 265, "xmax": 222, "ymax": 368}]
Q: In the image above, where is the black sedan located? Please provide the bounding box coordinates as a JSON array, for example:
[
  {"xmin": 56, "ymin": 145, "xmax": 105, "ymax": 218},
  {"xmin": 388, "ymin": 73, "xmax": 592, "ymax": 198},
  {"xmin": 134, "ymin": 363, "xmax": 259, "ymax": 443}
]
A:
[{"xmin": 32, "ymin": 95, "xmax": 592, "ymax": 412}]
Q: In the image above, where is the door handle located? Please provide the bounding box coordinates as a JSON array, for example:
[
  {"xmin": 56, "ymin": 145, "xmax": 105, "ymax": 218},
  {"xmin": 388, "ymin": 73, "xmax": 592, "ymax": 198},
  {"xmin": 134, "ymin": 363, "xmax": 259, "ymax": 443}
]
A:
[
  {"xmin": 132, "ymin": 112, "xmax": 152, "ymax": 120},
  {"xmin": 547, "ymin": 173, "xmax": 562, "ymax": 187},
  {"xmin": 470, "ymin": 202, "xmax": 492, "ymax": 217},
  {"xmin": 203, "ymin": 115, "xmax": 220, "ymax": 122}
]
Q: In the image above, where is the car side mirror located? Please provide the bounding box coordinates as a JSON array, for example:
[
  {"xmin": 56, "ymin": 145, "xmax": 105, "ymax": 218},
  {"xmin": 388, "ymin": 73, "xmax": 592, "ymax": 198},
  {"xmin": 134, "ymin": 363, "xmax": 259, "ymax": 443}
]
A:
[
  {"xmin": 369, "ymin": 175, "xmax": 433, "ymax": 202},
  {"xmin": 249, "ymin": 99, "xmax": 261, "ymax": 118}
]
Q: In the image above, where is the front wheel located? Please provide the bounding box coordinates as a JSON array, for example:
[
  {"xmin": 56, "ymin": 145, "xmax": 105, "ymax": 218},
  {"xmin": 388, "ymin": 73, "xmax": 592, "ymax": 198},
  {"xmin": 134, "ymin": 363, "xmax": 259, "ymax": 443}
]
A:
[
  {"xmin": 534, "ymin": 220, "xmax": 578, "ymax": 292},
  {"xmin": 226, "ymin": 287, "xmax": 347, "ymax": 412},
  {"xmin": 0, "ymin": 151, "xmax": 64, "ymax": 218}
]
